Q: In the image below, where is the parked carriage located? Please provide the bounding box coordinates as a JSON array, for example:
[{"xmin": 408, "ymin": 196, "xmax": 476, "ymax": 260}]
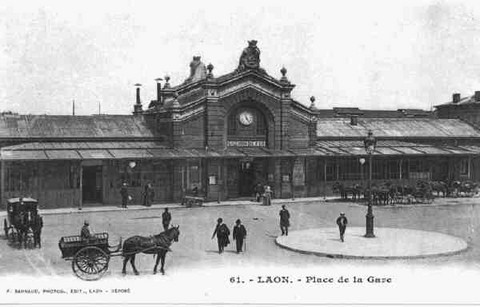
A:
[{"xmin": 3, "ymin": 197, "xmax": 43, "ymax": 248}]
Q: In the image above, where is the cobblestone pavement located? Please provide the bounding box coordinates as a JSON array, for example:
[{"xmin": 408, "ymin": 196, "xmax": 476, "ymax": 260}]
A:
[{"xmin": 1, "ymin": 198, "xmax": 479, "ymax": 278}]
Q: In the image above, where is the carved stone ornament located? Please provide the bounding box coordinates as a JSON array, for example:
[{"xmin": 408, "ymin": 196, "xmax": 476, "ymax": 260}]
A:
[
  {"xmin": 236, "ymin": 40, "xmax": 261, "ymax": 72},
  {"xmin": 185, "ymin": 56, "xmax": 207, "ymax": 83}
]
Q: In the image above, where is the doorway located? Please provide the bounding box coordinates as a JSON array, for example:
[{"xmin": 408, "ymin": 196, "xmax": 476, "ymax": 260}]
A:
[
  {"xmin": 82, "ymin": 166, "xmax": 103, "ymax": 203},
  {"xmin": 238, "ymin": 161, "xmax": 254, "ymax": 197}
]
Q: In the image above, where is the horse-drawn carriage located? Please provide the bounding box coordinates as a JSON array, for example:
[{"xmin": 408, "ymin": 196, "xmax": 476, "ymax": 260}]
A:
[
  {"xmin": 3, "ymin": 197, "xmax": 43, "ymax": 248},
  {"xmin": 59, "ymin": 232, "xmax": 120, "ymax": 281},
  {"xmin": 333, "ymin": 181, "xmax": 435, "ymax": 205},
  {"xmin": 59, "ymin": 225, "xmax": 180, "ymax": 281}
]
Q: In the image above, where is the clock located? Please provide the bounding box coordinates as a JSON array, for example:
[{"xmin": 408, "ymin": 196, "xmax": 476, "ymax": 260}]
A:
[{"xmin": 239, "ymin": 111, "xmax": 254, "ymax": 126}]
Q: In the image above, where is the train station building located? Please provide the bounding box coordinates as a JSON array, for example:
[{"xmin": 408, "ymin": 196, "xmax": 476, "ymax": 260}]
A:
[{"xmin": 1, "ymin": 41, "xmax": 480, "ymax": 209}]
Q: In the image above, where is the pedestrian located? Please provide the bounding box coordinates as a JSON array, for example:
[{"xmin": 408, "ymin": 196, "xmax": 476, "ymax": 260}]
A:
[
  {"xmin": 143, "ymin": 182, "xmax": 154, "ymax": 207},
  {"xmin": 162, "ymin": 207, "xmax": 172, "ymax": 231},
  {"xmin": 263, "ymin": 185, "xmax": 272, "ymax": 206},
  {"xmin": 211, "ymin": 218, "xmax": 230, "ymax": 254},
  {"xmin": 232, "ymin": 219, "xmax": 247, "ymax": 253},
  {"xmin": 254, "ymin": 183, "xmax": 264, "ymax": 202},
  {"xmin": 120, "ymin": 182, "xmax": 129, "ymax": 208},
  {"xmin": 279, "ymin": 205, "xmax": 290, "ymax": 236},
  {"xmin": 336, "ymin": 212, "xmax": 348, "ymax": 242},
  {"xmin": 80, "ymin": 221, "xmax": 93, "ymax": 241},
  {"xmin": 32, "ymin": 214, "xmax": 43, "ymax": 248}
]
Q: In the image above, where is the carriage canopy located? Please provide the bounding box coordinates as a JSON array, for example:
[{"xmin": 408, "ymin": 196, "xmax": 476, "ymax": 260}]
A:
[{"xmin": 6, "ymin": 197, "xmax": 39, "ymax": 215}]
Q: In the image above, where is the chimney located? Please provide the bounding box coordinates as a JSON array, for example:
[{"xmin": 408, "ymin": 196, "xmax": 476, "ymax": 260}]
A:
[
  {"xmin": 350, "ymin": 115, "xmax": 358, "ymax": 126},
  {"xmin": 155, "ymin": 78, "xmax": 163, "ymax": 104},
  {"xmin": 133, "ymin": 83, "xmax": 143, "ymax": 114},
  {"xmin": 475, "ymin": 91, "xmax": 480, "ymax": 102},
  {"xmin": 452, "ymin": 93, "xmax": 461, "ymax": 104}
]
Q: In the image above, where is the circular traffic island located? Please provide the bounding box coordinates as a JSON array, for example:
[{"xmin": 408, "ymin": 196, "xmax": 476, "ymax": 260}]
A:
[{"xmin": 275, "ymin": 227, "xmax": 468, "ymax": 259}]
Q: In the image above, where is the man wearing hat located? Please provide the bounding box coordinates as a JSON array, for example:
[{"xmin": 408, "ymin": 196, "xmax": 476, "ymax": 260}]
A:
[
  {"xmin": 232, "ymin": 219, "xmax": 247, "ymax": 253},
  {"xmin": 279, "ymin": 205, "xmax": 290, "ymax": 236},
  {"xmin": 162, "ymin": 207, "xmax": 172, "ymax": 231},
  {"xmin": 80, "ymin": 221, "xmax": 93, "ymax": 241},
  {"xmin": 336, "ymin": 212, "xmax": 348, "ymax": 242},
  {"xmin": 120, "ymin": 182, "xmax": 129, "ymax": 208},
  {"xmin": 211, "ymin": 218, "xmax": 230, "ymax": 253}
]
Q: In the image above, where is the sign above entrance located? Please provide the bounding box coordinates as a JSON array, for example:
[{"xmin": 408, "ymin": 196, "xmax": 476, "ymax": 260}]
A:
[{"xmin": 227, "ymin": 140, "xmax": 266, "ymax": 147}]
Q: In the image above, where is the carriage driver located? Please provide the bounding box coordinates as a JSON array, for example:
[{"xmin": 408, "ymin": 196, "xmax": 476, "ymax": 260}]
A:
[{"xmin": 80, "ymin": 221, "xmax": 93, "ymax": 240}]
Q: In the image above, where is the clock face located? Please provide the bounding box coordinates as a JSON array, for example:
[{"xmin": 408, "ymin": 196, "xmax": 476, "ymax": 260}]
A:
[{"xmin": 239, "ymin": 111, "xmax": 254, "ymax": 126}]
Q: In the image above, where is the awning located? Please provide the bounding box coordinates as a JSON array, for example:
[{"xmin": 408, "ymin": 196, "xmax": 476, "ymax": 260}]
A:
[
  {"xmin": 314, "ymin": 140, "xmax": 478, "ymax": 157},
  {"xmin": 2, "ymin": 140, "xmax": 478, "ymax": 161}
]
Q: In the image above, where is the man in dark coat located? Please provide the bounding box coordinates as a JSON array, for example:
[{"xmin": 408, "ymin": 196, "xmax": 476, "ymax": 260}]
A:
[
  {"xmin": 336, "ymin": 212, "xmax": 348, "ymax": 242},
  {"xmin": 32, "ymin": 214, "xmax": 43, "ymax": 248},
  {"xmin": 162, "ymin": 208, "xmax": 172, "ymax": 231},
  {"xmin": 211, "ymin": 218, "xmax": 230, "ymax": 254},
  {"xmin": 232, "ymin": 219, "xmax": 247, "ymax": 253},
  {"xmin": 279, "ymin": 205, "xmax": 290, "ymax": 236},
  {"xmin": 120, "ymin": 182, "xmax": 129, "ymax": 208}
]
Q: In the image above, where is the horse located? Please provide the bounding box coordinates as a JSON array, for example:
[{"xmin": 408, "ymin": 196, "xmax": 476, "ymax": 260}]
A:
[
  {"xmin": 122, "ymin": 225, "xmax": 180, "ymax": 276},
  {"xmin": 332, "ymin": 182, "xmax": 363, "ymax": 201},
  {"xmin": 430, "ymin": 181, "xmax": 448, "ymax": 197},
  {"xmin": 14, "ymin": 212, "xmax": 34, "ymax": 248}
]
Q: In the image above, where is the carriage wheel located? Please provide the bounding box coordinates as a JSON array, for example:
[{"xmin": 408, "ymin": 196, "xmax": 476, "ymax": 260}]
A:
[{"xmin": 72, "ymin": 246, "xmax": 110, "ymax": 281}]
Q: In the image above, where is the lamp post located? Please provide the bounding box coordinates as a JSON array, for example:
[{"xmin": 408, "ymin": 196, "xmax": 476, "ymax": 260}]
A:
[{"xmin": 364, "ymin": 130, "xmax": 377, "ymax": 238}]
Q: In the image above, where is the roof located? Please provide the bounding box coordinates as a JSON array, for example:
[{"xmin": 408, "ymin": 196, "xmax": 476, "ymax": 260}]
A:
[
  {"xmin": 315, "ymin": 109, "xmax": 433, "ymax": 118},
  {"xmin": 315, "ymin": 140, "xmax": 477, "ymax": 156},
  {"xmin": 0, "ymin": 115, "xmax": 157, "ymax": 139},
  {"xmin": 436, "ymin": 94, "xmax": 480, "ymax": 108},
  {"xmin": 7, "ymin": 197, "xmax": 38, "ymax": 204},
  {"xmin": 316, "ymin": 118, "xmax": 480, "ymax": 138}
]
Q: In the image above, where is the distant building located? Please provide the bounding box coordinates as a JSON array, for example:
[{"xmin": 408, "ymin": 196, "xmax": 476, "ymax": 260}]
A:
[
  {"xmin": 435, "ymin": 91, "xmax": 480, "ymax": 127},
  {"xmin": 1, "ymin": 41, "xmax": 480, "ymax": 208}
]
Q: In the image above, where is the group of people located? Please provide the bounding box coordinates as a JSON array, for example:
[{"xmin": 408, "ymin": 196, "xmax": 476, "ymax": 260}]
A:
[
  {"xmin": 253, "ymin": 183, "xmax": 273, "ymax": 206},
  {"xmin": 119, "ymin": 181, "xmax": 156, "ymax": 208},
  {"xmin": 211, "ymin": 218, "xmax": 247, "ymax": 254}
]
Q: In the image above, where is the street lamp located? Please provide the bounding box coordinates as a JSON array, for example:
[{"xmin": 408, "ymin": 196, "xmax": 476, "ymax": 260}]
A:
[{"xmin": 364, "ymin": 130, "xmax": 377, "ymax": 238}]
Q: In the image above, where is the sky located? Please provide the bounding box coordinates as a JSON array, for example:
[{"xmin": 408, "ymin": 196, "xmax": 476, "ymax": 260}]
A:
[{"xmin": 0, "ymin": 0, "xmax": 480, "ymax": 115}]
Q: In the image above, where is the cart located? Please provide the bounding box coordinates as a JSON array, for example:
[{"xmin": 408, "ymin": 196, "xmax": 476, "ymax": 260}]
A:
[{"xmin": 58, "ymin": 233, "xmax": 122, "ymax": 281}]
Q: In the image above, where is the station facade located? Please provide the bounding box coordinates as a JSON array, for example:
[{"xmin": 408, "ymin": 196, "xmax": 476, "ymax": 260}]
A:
[{"xmin": 2, "ymin": 41, "xmax": 480, "ymax": 209}]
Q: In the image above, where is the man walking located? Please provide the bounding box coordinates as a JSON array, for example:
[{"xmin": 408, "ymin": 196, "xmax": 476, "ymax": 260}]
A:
[
  {"xmin": 120, "ymin": 182, "xmax": 129, "ymax": 208},
  {"xmin": 232, "ymin": 219, "xmax": 247, "ymax": 253},
  {"xmin": 162, "ymin": 208, "xmax": 172, "ymax": 231},
  {"xmin": 336, "ymin": 212, "xmax": 348, "ymax": 242},
  {"xmin": 279, "ymin": 205, "xmax": 290, "ymax": 236},
  {"xmin": 211, "ymin": 218, "xmax": 230, "ymax": 254},
  {"xmin": 32, "ymin": 214, "xmax": 43, "ymax": 248}
]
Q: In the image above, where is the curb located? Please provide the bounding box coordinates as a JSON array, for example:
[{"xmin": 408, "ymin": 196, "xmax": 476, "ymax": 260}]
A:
[
  {"xmin": 275, "ymin": 239, "xmax": 470, "ymax": 260},
  {"xmin": 274, "ymin": 228, "xmax": 470, "ymax": 260},
  {"xmin": 0, "ymin": 197, "xmax": 330, "ymax": 217}
]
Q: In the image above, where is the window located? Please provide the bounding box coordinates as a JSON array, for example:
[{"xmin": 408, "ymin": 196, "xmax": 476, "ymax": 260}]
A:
[
  {"xmin": 408, "ymin": 159, "xmax": 431, "ymax": 180},
  {"xmin": 325, "ymin": 162, "xmax": 337, "ymax": 181},
  {"xmin": 460, "ymin": 158, "xmax": 470, "ymax": 176},
  {"xmin": 227, "ymin": 113, "xmax": 237, "ymax": 135},
  {"xmin": 256, "ymin": 111, "xmax": 266, "ymax": 135}
]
